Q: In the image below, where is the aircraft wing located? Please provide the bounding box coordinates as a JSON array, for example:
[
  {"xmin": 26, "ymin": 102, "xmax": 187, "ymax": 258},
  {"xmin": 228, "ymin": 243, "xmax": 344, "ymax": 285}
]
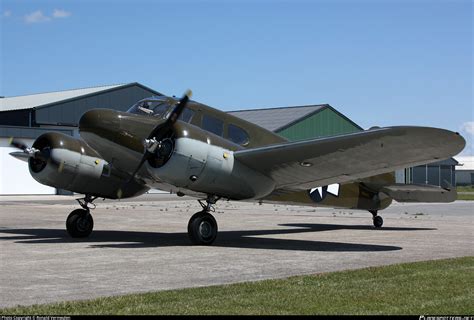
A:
[{"xmin": 233, "ymin": 126, "xmax": 465, "ymax": 191}]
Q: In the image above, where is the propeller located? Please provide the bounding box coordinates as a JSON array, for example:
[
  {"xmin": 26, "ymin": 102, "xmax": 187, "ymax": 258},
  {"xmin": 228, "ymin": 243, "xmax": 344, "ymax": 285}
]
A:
[
  {"xmin": 9, "ymin": 138, "xmax": 30, "ymax": 152},
  {"xmin": 116, "ymin": 90, "xmax": 192, "ymax": 198},
  {"xmin": 9, "ymin": 137, "xmax": 52, "ymax": 166}
]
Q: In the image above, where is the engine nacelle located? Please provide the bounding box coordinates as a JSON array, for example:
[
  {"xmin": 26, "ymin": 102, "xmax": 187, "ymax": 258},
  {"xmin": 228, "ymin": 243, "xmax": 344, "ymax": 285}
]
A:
[
  {"xmin": 148, "ymin": 137, "xmax": 275, "ymax": 200},
  {"xmin": 29, "ymin": 132, "xmax": 148, "ymax": 199}
]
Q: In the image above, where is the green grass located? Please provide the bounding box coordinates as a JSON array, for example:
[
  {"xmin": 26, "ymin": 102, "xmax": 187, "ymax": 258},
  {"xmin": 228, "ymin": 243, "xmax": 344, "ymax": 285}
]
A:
[
  {"xmin": 1, "ymin": 257, "xmax": 473, "ymax": 315},
  {"xmin": 457, "ymin": 193, "xmax": 474, "ymax": 200},
  {"xmin": 457, "ymin": 186, "xmax": 474, "ymax": 193},
  {"xmin": 457, "ymin": 186, "xmax": 474, "ymax": 200}
]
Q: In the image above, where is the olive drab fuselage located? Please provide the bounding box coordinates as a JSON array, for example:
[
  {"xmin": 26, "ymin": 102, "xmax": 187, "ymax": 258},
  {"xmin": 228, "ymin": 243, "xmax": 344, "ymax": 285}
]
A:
[
  {"xmin": 12, "ymin": 93, "xmax": 464, "ymax": 243},
  {"xmin": 35, "ymin": 96, "xmax": 392, "ymax": 210}
]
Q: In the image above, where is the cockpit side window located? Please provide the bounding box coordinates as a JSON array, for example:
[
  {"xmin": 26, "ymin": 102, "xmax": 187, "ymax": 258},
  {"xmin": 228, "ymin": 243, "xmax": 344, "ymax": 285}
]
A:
[
  {"xmin": 202, "ymin": 114, "xmax": 224, "ymax": 136},
  {"xmin": 178, "ymin": 108, "xmax": 195, "ymax": 123},
  {"xmin": 135, "ymin": 101, "xmax": 153, "ymax": 115},
  {"xmin": 126, "ymin": 97, "xmax": 176, "ymax": 118},
  {"xmin": 228, "ymin": 124, "xmax": 250, "ymax": 146},
  {"xmin": 151, "ymin": 102, "xmax": 172, "ymax": 118}
]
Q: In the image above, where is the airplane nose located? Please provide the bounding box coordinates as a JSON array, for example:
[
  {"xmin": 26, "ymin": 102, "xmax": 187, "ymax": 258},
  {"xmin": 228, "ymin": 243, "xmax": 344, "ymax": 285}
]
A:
[{"xmin": 79, "ymin": 109, "xmax": 121, "ymax": 138}]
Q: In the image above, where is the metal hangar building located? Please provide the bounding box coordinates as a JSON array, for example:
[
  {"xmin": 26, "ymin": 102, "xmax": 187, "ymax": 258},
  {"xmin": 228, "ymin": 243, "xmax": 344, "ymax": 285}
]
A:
[
  {"xmin": 0, "ymin": 83, "xmax": 160, "ymax": 195},
  {"xmin": 228, "ymin": 104, "xmax": 362, "ymax": 140},
  {"xmin": 0, "ymin": 83, "xmax": 460, "ymax": 195}
]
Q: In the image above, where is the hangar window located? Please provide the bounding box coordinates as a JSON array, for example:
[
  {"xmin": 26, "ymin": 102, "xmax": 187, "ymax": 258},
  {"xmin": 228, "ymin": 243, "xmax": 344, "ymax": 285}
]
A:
[
  {"xmin": 228, "ymin": 124, "xmax": 249, "ymax": 146},
  {"xmin": 202, "ymin": 114, "xmax": 223, "ymax": 136}
]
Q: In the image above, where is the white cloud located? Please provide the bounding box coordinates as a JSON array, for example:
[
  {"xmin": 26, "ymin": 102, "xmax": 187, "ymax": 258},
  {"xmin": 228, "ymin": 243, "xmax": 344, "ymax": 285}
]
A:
[
  {"xmin": 459, "ymin": 121, "xmax": 474, "ymax": 156},
  {"xmin": 24, "ymin": 10, "xmax": 51, "ymax": 24},
  {"xmin": 460, "ymin": 121, "xmax": 474, "ymax": 136},
  {"xmin": 3, "ymin": 10, "xmax": 12, "ymax": 17},
  {"xmin": 23, "ymin": 9, "xmax": 71, "ymax": 24},
  {"xmin": 52, "ymin": 9, "xmax": 71, "ymax": 18}
]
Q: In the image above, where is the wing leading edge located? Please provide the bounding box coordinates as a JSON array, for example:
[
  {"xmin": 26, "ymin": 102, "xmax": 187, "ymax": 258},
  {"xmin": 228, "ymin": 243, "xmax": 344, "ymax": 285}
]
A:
[{"xmin": 233, "ymin": 126, "xmax": 465, "ymax": 191}]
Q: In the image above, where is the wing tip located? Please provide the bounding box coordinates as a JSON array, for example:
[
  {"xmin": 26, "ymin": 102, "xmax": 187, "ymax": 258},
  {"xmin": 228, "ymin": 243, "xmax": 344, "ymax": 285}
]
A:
[{"xmin": 394, "ymin": 126, "xmax": 466, "ymax": 158}]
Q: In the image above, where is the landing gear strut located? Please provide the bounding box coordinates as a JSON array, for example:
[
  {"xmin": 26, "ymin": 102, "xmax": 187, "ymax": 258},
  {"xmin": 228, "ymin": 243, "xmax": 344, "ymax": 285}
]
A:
[
  {"xmin": 66, "ymin": 195, "xmax": 97, "ymax": 238},
  {"xmin": 188, "ymin": 196, "xmax": 220, "ymax": 245},
  {"xmin": 369, "ymin": 209, "xmax": 383, "ymax": 228}
]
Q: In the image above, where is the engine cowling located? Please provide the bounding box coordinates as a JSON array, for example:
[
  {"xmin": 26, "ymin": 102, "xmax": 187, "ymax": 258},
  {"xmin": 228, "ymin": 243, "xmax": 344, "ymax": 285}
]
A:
[
  {"xmin": 148, "ymin": 137, "xmax": 276, "ymax": 200},
  {"xmin": 29, "ymin": 132, "xmax": 148, "ymax": 199}
]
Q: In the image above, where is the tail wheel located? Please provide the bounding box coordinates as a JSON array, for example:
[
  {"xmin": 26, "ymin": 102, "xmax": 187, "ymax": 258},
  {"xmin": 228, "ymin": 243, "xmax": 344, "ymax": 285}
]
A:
[
  {"xmin": 66, "ymin": 209, "xmax": 94, "ymax": 238},
  {"xmin": 188, "ymin": 211, "xmax": 218, "ymax": 245}
]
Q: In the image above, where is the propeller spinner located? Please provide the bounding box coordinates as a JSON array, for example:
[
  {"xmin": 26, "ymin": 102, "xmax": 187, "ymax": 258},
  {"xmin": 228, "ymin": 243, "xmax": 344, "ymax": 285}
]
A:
[
  {"xmin": 117, "ymin": 90, "xmax": 192, "ymax": 198},
  {"xmin": 8, "ymin": 137, "xmax": 49, "ymax": 162}
]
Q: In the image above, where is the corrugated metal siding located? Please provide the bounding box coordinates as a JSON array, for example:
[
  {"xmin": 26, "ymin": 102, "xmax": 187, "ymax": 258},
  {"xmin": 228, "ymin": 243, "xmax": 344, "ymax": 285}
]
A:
[
  {"xmin": 406, "ymin": 163, "xmax": 456, "ymax": 187},
  {"xmin": 229, "ymin": 105, "xmax": 324, "ymax": 131},
  {"xmin": 0, "ymin": 109, "xmax": 31, "ymax": 126},
  {"xmin": 276, "ymin": 107, "xmax": 362, "ymax": 141},
  {"xmin": 0, "ymin": 126, "xmax": 73, "ymax": 139},
  {"xmin": 35, "ymin": 85, "xmax": 158, "ymax": 125},
  {"xmin": 0, "ymin": 84, "xmax": 125, "ymax": 111}
]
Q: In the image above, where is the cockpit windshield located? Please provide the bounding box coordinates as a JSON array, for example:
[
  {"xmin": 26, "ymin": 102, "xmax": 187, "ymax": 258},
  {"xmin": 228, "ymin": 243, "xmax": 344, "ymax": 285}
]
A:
[{"xmin": 126, "ymin": 96, "xmax": 177, "ymax": 118}]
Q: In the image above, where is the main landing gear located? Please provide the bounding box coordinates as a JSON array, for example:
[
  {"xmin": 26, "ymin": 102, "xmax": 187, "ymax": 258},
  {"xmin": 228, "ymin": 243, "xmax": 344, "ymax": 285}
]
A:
[
  {"xmin": 369, "ymin": 210, "xmax": 383, "ymax": 228},
  {"xmin": 66, "ymin": 195, "xmax": 97, "ymax": 238},
  {"xmin": 188, "ymin": 196, "xmax": 220, "ymax": 245}
]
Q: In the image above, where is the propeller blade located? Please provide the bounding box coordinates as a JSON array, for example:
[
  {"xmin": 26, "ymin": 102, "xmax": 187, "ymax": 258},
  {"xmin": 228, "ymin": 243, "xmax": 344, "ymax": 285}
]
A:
[
  {"xmin": 148, "ymin": 89, "xmax": 192, "ymax": 140},
  {"xmin": 9, "ymin": 137, "xmax": 29, "ymax": 151},
  {"xmin": 116, "ymin": 90, "xmax": 192, "ymax": 198},
  {"xmin": 116, "ymin": 154, "xmax": 148, "ymax": 198},
  {"xmin": 8, "ymin": 137, "xmax": 50, "ymax": 162},
  {"xmin": 9, "ymin": 151, "xmax": 31, "ymax": 162},
  {"xmin": 168, "ymin": 89, "xmax": 192, "ymax": 125},
  {"xmin": 128, "ymin": 153, "xmax": 149, "ymax": 184}
]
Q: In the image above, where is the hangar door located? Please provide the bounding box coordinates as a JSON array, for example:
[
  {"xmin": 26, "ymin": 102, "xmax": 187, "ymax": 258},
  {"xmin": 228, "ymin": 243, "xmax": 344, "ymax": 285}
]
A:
[{"xmin": 0, "ymin": 138, "xmax": 56, "ymax": 195}]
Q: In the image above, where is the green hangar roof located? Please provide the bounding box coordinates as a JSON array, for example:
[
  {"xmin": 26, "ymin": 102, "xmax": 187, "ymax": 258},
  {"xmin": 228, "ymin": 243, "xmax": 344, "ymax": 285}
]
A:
[{"xmin": 229, "ymin": 104, "xmax": 363, "ymax": 141}]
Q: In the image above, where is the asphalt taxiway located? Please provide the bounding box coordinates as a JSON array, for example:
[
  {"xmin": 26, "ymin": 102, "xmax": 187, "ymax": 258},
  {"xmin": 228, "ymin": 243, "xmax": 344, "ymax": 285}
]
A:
[{"xmin": 0, "ymin": 194, "xmax": 472, "ymax": 308}]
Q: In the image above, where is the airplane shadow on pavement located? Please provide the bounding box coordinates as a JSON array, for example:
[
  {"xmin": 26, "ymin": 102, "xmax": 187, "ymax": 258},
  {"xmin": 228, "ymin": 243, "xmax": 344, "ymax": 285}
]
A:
[{"xmin": 0, "ymin": 223, "xmax": 435, "ymax": 252}]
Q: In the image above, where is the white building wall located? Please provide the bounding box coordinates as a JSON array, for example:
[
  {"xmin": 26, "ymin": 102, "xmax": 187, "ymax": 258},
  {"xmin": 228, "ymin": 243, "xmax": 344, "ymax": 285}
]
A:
[
  {"xmin": 456, "ymin": 170, "xmax": 474, "ymax": 186},
  {"xmin": 0, "ymin": 138, "xmax": 56, "ymax": 195},
  {"xmin": 395, "ymin": 169, "xmax": 405, "ymax": 183},
  {"xmin": 454, "ymin": 156, "xmax": 474, "ymax": 186}
]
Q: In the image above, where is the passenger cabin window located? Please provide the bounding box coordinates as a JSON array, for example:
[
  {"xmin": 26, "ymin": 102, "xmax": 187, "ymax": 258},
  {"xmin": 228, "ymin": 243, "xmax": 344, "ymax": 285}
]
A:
[
  {"xmin": 228, "ymin": 124, "xmax": 250, "ymax": 146},
  {"xmin": 178, "ymin": 108, "xmax": 195, "ymax": 123},
  {"xmin": 202, "ymin": 114, "xmax": 224, "ymax": 136}
]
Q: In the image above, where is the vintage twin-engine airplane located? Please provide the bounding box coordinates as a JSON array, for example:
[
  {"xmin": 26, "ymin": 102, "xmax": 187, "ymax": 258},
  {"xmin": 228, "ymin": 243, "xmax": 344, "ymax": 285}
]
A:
[{"xmin": 10, "ymin": 91, "xmax": 465, "ymax": 245}]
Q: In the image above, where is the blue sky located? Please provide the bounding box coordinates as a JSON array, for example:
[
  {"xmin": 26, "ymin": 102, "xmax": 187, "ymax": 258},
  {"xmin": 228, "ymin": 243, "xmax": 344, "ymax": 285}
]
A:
[{"xmin": 1, "ymin": 0, "xmax": 472, "ymax": 154}]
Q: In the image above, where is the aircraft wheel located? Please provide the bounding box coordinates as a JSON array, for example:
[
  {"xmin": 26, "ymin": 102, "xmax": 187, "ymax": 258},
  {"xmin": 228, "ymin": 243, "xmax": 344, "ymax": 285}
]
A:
[
  {"xmin": 66, "ymin": 209, "xmax": 94, "ymax": 238},
  {"xmin": 188, "ymin": 211, "xmax": 218, "ymax": 245},
  {"xmin": 373, "ymin": 215, "xmax": 383, "ymax": 228}
]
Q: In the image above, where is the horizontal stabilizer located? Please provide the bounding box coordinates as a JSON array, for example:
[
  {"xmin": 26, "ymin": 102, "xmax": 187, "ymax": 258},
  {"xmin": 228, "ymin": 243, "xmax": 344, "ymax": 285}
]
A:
[{"xmin": 380, "ymin": 183, "xmax": 457, "ymax": 203}]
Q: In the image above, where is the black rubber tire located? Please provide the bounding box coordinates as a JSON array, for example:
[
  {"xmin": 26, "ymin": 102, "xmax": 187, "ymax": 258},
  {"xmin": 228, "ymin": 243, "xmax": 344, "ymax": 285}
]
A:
[
  {"xmin": 66, "ymin": 209, "xmax": 94, "ymax": 238},
  {"xmin": 373, "ymin": 215, "xmax": 383, "ymax": 228},
  {"xmin": 188, "ymin": 211, "xmax": 218, "ymax": 245}
]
